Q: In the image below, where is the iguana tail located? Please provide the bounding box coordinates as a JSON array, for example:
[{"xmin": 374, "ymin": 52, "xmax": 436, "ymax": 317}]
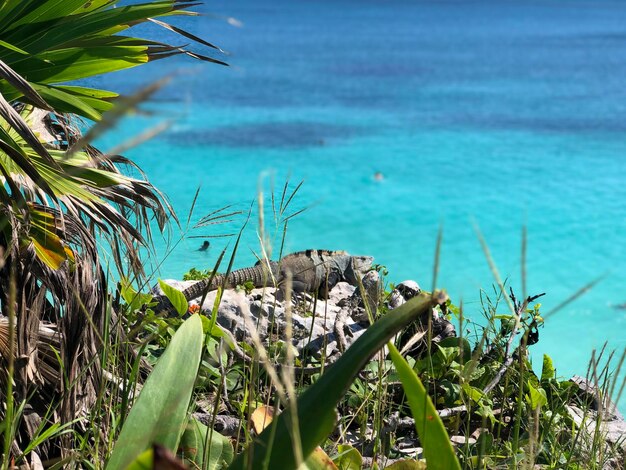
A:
[{"xmin": 182, "ymin": 261, "xmax": 279, "ymax": 301}]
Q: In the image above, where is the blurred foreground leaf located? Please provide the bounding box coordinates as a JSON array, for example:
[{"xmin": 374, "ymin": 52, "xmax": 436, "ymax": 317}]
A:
[
  {"xmin": 106, "ymin": 314, "xmax": 203, "ymax": 469},
  {"xmin": 388, "ymin": 342, "xmax": 461, "ymax": 470}
]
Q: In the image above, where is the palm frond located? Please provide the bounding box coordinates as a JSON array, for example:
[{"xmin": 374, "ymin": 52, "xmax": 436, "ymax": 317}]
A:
[{"xmin": 0, "ymin": 0, "xmax": 228, "ymax": 462}]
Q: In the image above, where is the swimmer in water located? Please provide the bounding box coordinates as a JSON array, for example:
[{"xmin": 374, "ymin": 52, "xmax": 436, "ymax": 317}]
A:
[
  {"xmin": 374, "ymin": 171, "xmax": 384, "ymax": 181},
  {"xmin": 198, "ymin": 240, "xmax": 210, "ymax": 252}
]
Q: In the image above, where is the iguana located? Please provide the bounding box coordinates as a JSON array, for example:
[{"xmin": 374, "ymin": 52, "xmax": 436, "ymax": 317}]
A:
[{"xmin": 157, "ymin": 250, "xmax": 374, "ymax": 313}]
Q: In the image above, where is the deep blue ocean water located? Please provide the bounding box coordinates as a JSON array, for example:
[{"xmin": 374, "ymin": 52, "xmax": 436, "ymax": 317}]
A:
[{"xmin": 96, "ymin": 0, "xmax": 626, "ymax": 398}]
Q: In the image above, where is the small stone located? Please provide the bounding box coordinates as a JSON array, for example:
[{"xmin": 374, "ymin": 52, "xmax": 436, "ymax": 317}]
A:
[
  {"xmin": 396, "ymin": 280, "xmax": 421, "ymax": 299},
  {"xmin": 450, "ymin": 435, "xmax": 476, "ymax": 446},
  {"xmin": 361, "ymin": 270, "xmax": 381, "ymax": 309},
  {"xmin": 342, "ymin": 430, "xmax": 363, "ymax": 446},
  {"xmin": 388, "ymin": 280, "xmax": 421, "ymax": 309},
  {"xmin": 388, "ymin": 290, "xmax": 406, "ymax": 309},
  {"xmin": 397, "ymin": 446, "xmax": 423, "ymax": 457},
  {"xmin": 329, "ymin": 282, "xmax": 356, "ymax": 304},
  {"xmin": 470, "ymin": 427, "xmax": 489, "ymax": 440}
]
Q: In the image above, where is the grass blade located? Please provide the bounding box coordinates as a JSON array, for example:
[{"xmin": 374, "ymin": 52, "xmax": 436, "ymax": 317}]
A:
[{"xmin": 388, "ymin": 343, "xmax": 461, "ymax": 470}]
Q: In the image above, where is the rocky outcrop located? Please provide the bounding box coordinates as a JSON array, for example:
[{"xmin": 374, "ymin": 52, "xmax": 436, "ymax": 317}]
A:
[
  {"xmin": 157, "ymin": 273, "xmax": 456, "ymax": 364},
  {"xmin": 566, "ymin": 376, "xmax": 626, "ymax": 469}
]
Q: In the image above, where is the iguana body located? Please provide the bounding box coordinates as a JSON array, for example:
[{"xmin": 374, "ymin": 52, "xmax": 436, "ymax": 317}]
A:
[{"xmin": 169, "ymin": 250, "xmax": 373, "ymax": 308}]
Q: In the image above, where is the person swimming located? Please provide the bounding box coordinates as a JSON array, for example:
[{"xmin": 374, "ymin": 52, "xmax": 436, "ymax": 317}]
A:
[{"xmin": 198, "ymin": 240, "xmax": 210, "ymax": 252}]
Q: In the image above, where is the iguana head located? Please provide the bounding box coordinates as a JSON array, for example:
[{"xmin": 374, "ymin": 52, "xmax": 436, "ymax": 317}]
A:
[{"xmin": 344, "ymin": 255, "xmax": 374, "ymax": 284}]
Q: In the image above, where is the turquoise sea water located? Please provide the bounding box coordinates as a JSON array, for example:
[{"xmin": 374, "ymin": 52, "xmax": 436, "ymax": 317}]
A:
[{"xmin": 98, "ymin": 1, "xmax": 626, "ymax": 397}]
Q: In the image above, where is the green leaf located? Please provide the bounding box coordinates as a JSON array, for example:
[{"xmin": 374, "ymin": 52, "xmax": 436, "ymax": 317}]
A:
[
  {"xmin": 541, "ymin": 353, "xmax": 555, "ymax": 382},
  {"xmin": 179, "ymin": 418, "xmax": 233, "ymax": 469},
  {"xmin": 227, "ymin": 292, "xmax": 444, "ymax": 470},
  {"xmin": 13, "ymin": 47, "xmax": 149, "ymax": 84},
  {"xmin": 124, "ymin": 448, "xmax": 153, "ymax": 470},
  {"xmin": 106, "ymin": 314, "xmax": 204, "ymax": 469},
  {"xmin": 474, "ymin": 431, "xmax": 494, "ymax": 455},
  {"xmin": 20, "ymin": 3, "xmax": 194, "ymax": 54},
  {"xmin": 54, "ymin": 85, "xmax": 117, "ymax": 113},
  {"xmin": 332, "ymin": 444, "xmax": 362, "ymax": 470},
  {"xmin": 0, "ymin": 40, "xmax": 28, "ymax": 55},
  {"xmin": 119, "ymin": 278, "xmax": 153, "ymax": 312},
  {"xmin": 525, "ymin": 380, "xmax": 547, "ymax": 410},
  {"xmin": 388, "ymin": 343, "xmax": 461, "ymax": 470},
  {"xmin": 31, "ymin": 83, "xmax": 102, "ymax": 121},
  {"xmin": 438, "ymin": 337, "xmax": 471, "ymax": 363},
  {"xmin": 159, "ymin": 279, "xmax": 189, "ymax": 316},
  {"xmin": 5, "ymin": 0, "xmax": 92, "ymax": 31},
  {"xmin": 461, "ymin": 384, "xmax": 485, "ymax": 404},
  {"xmin": 54, "ymin": 85, "xmax": 118, "ymax": 100}
]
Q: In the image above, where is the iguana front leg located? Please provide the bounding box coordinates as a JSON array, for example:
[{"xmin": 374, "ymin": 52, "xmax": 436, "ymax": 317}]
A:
[{"xmin": 334, "ymin": 308, "xmax": 349, "ymax": 352}]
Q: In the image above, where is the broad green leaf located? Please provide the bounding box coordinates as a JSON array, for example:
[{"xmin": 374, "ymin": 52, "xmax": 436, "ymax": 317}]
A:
[
  {"xmin": 461, "ymin": 384, "xmax": 485, "ymax": 404},
  {"xmin": 541, "ymin": 353, "xmax": 555, "ymax": 382},
  {"xmin": 56, "ymin": 164, "xmax": 126, "ymax": 188},
  {"xmin": 106, "ymin": 314, "xmax": 204, "ymax": 469},
  {"xmin": 246, "ymin": 401, "xmax": 337, "ymax": 469},
  {"xmin": 525, "ymin": 380, "xmax": 547, "ymax": 410},
  {"xmin": 0, "ymin": 89, "xmax": 56, "ymax": 166},
  {"xmin": 179, "ymin": 418, "xmax": 233, "ymax": 469},
  {"xmin": 58, "ymin": 34, "xmax": 167, "ymax": 49},
  {"xmin": 118, "ymin": 279, "xmax": 152, "ymax": 312},
  {"xmin": 388, "ymin": 343, "xmax": 461, "ymax": 470},
  {"xmin": 332, "ymin": 445, "xmax": 362, "ymax": 470},
  {"xmin": 247, "ymin": 404, "xmax": 338, "ymax": 469},
  {"xmin": 0, "ymin": 129, "xmax": 54, "ymax": 198},
  {"xmin": 228, "ymin": 292, "xmax": 444, "ymax": 470},
  {"xmin": 159, "ymin": 279, "xmax": 189, "ymax": 316}
]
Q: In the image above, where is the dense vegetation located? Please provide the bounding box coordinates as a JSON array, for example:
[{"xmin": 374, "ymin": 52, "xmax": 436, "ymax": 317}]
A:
[{"xmin": 0, "ymin": 1, "xmax": 623, "ymax": 469}]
